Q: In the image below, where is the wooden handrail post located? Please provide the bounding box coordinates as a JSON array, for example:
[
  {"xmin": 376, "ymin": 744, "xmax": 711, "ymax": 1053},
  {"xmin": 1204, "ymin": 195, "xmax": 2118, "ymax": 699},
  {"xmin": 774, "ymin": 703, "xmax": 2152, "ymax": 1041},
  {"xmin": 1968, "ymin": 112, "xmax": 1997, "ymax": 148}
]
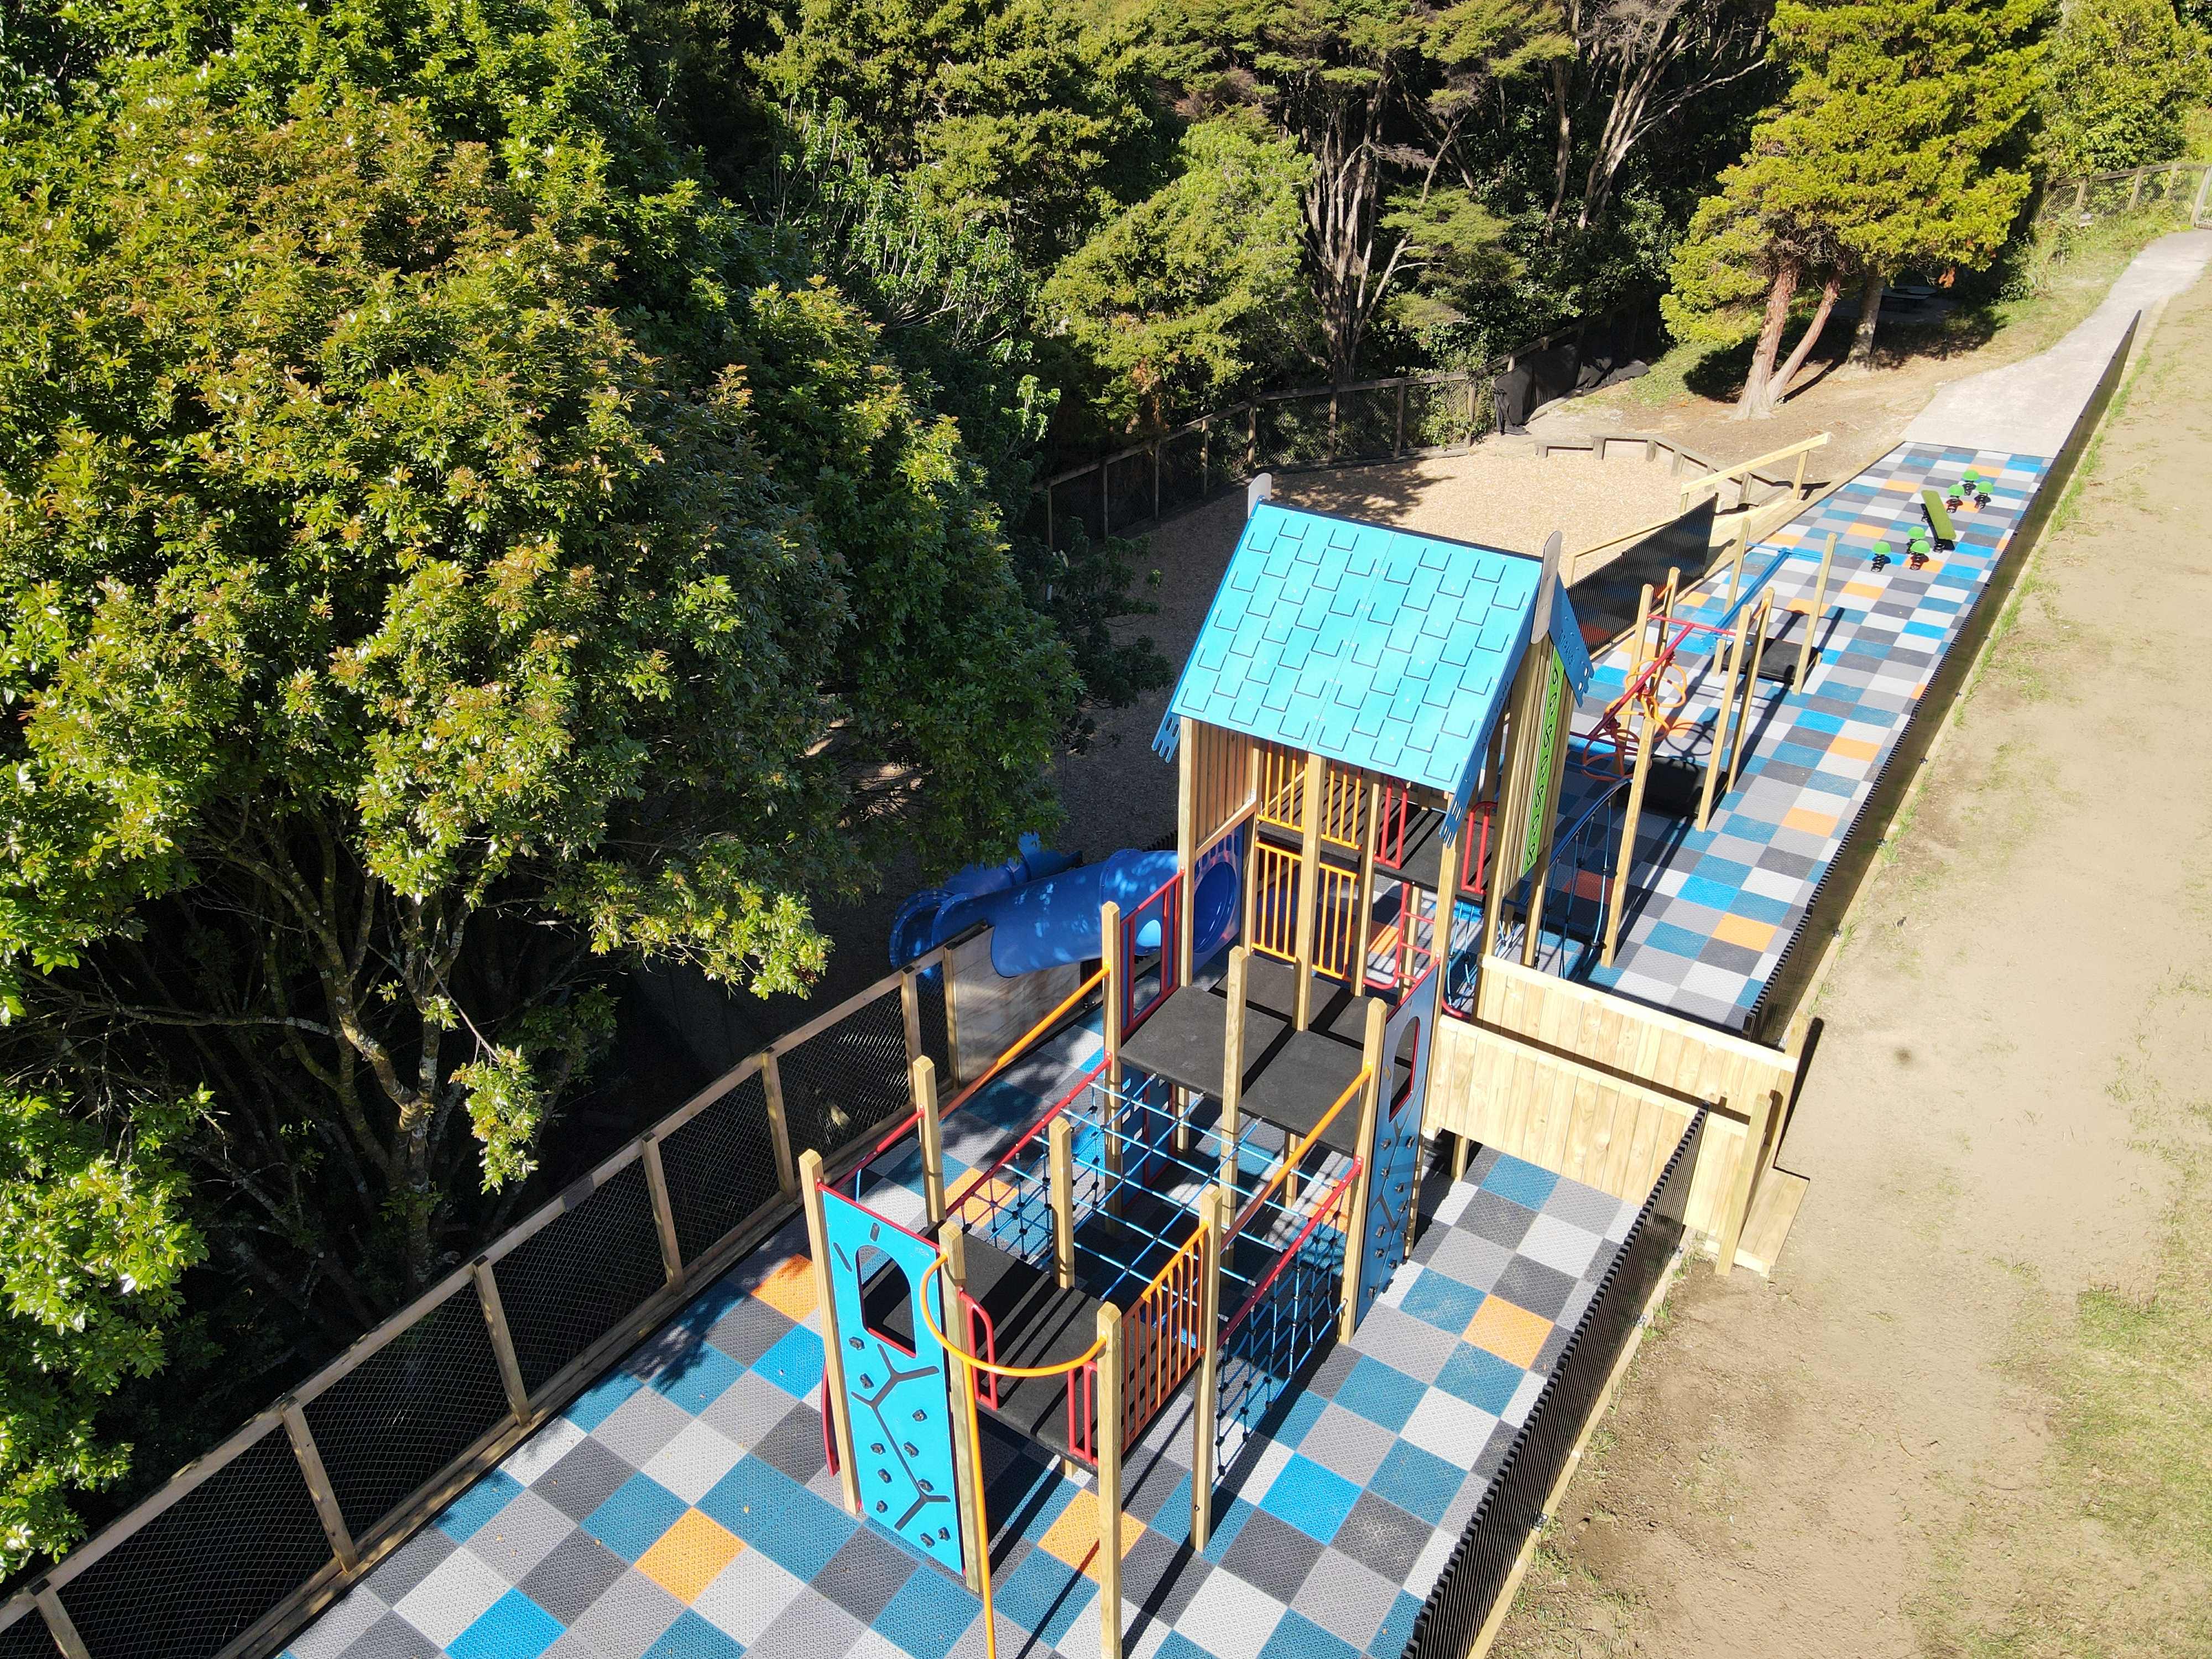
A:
[
  {"xmin": 640, "ymin": 1134, "xmax": 685, "ymax": 1286},
  {"xmin": 762, "ymin": 1051, "xmax": 798, "ymax": 1196},
  {"xmin": 1096, "ymin": 1304, "xmax": 1126, "ymax": 1659},
  {"xmin": 1219, "ymin": 947, "xmax": 1250, "ymax": 1193},
  {"xmin": 1698, "ymin": 604, "xmax": 1750, "ymax": 831},
  {"xmin": 1189, "ymin": 1186, "xmax": 1227, "ymax": 1551},
  {"xmin": 800, "ymin": 1150, "xmax": 863, "ymax": 1514},
  {"xmin": 1728, "ymin": 597, "xmax": 1771, "ymax": 796},
  {"xmin": 281, "ymin": 1401, "xmax": 359, "ymax": 1572},
  {"xmin": 1338, "ymin": 998, "xmax": 1388, "ymax": 1339},
  {"xmin": 1796, "ymin": 532, "xmax": 1837, "ymax": 691},
  {"xmin": 938, "ymin": 1218, "xmax": 986, "ymax": 1593},
  {"xmin": 1102, "ymin": 899, "xmax": 1123, "ymax": 1088},
  {"xmin": 1049, "ymin": 1117, "xmax": 1076, "ymax": 1290},
  {"xmin": 1603, "ymin": 702, "xmax": 1657, "ymax": 969},
  {"xmin": 35, "ymin": 1590, "xmax": 92, "ymax": 1659},
  {"xmin": 900, "ymin": 966, "xmax": 924, "ymax": 1069},
  {"xmin": 472, "ymin": 1259, "xmax": 531, "ymax": 1424},
  {"xmin": 914, "ymin": 1057, "xmax": 946, "ymax": 1227}
]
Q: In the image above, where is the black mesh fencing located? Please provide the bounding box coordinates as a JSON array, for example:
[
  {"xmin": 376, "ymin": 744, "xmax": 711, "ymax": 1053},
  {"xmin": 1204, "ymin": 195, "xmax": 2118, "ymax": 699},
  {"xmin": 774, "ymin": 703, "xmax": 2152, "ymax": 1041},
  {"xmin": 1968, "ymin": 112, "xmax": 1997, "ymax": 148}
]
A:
[
  {"xmin": 915, "ymin": 971, "xmax": 953, "ymax": 1090},
  {"xmin": 1157, "ymin": 422, "xmax": 1213, "ymax": 520},
  {"xmin": 1403, "ymin": 1112, "xmax": 1705, "ymax": 1659},
  {"xmin": 1106, "ymin": 449, "xmax": 1155, "ymax": 532},
  {"xmin": 1405, "ymin": 380, "xmax": 1473, "ymax": 452},
  {"xmin": 1048, "ymin": 465, "xmax": 1105, "ymax": 550},
  {"xmin": 0, "ymin": 1610, "xmax": 63, "ymax": 1659},
  {"xmin": 493, "ymin": 1161, "xmax": 668, "ymax": 1397},
  {"xmin": 1333, "ymin": 385, "xmax": 1401, "ymax": 461},
  {"xmin": 302, "ymin": 1279, "xmax": 514, "ymax": 1545},
  {"xmin": 1254, "ymin": 392, "xmax": 1333, "ymax": 469},
  {"xmin": 774, "ymin": 985, "xmax": 911, "ymax": 1161},
  {"xmin": 660, "ymin": 1067, "xmax": 784, "ymax": 1266},
  {"xmin": 55, "ymin": 1423, "xmax": 332, "ymax": 1659}
]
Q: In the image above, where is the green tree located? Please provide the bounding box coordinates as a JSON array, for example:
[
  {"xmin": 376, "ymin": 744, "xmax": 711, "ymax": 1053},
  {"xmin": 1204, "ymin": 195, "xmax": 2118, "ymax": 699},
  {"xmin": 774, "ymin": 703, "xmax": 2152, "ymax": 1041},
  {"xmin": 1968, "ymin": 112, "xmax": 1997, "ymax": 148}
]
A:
[
  {"xmin": 2042, "ymin": 0, "xmax": 2209, "ymax": 174},
  {"xmin": 1665, "ymin": 0, "xmax": 2048, "ymax": 415},
  {"xmin": 1, "ymin": 1087, "xmax": 201, "ymax": 1571},
  {"xmin": 0, "ymin": 0, "xmax": 1074, "ymax": 1363},
  {"xmin": 1042, "ymin": 115, "xmax": 1317, "ymax": 431},
  {"xmin": 1156, "ymin": 0, "xmax": 1566, "ymax": 380}
]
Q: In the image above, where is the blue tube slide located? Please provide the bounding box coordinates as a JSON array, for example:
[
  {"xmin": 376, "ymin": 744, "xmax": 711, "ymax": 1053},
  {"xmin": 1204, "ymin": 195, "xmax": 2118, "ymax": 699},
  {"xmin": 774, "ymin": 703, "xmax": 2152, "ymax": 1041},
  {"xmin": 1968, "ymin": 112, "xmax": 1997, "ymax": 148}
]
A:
[{"xmin": 891, "ymin": 835, "xmax": 1242, "ymax": 978}]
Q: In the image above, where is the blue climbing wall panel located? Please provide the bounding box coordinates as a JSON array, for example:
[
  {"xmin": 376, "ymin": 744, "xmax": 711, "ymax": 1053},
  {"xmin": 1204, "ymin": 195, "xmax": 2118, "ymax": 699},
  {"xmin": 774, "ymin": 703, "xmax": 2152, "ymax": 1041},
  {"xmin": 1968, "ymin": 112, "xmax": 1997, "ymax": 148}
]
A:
[
  {"xmin": 1354, "ymin": 996, "xmax": 1429, "ymax": 1324},
  {"xmin": 821, "ymin": 1191, "xmax": 965, "ymax": 1575}
]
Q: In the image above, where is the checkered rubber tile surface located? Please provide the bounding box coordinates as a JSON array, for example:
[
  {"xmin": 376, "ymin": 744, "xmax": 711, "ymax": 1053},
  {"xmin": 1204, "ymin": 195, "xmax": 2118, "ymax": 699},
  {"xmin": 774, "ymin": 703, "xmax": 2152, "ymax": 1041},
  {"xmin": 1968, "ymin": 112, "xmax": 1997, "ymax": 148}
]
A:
[
  {"xmin": 283, "ymin": 1081, "xmax": 1639, "ymax": 1659},
  {"xmin": 1564, "ymin": 441, "xmax": 2051, "ymax": 1028}
]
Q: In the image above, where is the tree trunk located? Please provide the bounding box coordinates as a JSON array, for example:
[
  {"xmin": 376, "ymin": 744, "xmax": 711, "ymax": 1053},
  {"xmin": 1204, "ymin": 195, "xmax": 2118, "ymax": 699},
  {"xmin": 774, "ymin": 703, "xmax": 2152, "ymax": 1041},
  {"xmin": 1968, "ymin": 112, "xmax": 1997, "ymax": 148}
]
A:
[
  {"xmin": 1846, "ymin": 268, "xmax": 1884, "ymax": 371},
  {"xmin": 1735, "ymin": 260, "xmax": 1799, "ymax": 419},
  {"xmin": 1770, "ymin": 272, "xmax": 1843, "ymax": 406},
  {"xmin": 1546, "ymin": 59, "xmax": 1573, "ymax": 228}
]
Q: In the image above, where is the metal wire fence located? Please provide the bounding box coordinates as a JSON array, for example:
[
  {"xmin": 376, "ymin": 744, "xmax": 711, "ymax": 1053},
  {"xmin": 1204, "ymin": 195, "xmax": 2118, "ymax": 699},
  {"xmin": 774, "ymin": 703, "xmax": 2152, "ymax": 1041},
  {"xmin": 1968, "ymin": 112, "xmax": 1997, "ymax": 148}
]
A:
[
  {"xmin": 2036, "ymin": 162, "xmax": 2212, "ymax": 229},
  {"xmin": 1035, "ymin": 302, "xmax": 1657, "ymax": 549},
  {"xmin": 2, "ymin": 945, "xmax": 969, "ymax": 1659},
  {"xmin": 1403, "ymin": 1110, "xmax": 1706, "ymax": 1659}
]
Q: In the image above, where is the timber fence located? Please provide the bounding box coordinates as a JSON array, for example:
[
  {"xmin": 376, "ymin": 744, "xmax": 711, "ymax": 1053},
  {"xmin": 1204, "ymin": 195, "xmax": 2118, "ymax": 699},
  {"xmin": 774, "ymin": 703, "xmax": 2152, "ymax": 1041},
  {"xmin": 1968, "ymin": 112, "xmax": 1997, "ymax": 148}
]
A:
[
  {"xmin": 2036, "ymin": 161, "xmax": 2212, "ymax": 230},
  {"xmin": 0, "ymin": 945, "xmax": 971, "ymax": 1659},
  {"xmin": 1035, "ymin": 302, "xmax": 1663, "ymax": 549}
]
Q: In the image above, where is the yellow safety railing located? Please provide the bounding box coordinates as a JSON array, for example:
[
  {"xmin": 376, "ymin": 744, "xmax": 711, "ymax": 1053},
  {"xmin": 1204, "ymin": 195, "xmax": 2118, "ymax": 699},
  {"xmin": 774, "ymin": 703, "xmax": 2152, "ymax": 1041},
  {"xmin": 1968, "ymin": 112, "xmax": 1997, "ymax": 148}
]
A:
[
  {"xmin": 1120, "ymin": 1222, "xmax": 1209, "ymax": 1451},
  {"xmin": 1230, "ymin": 1065, "xmax": 1371, "ymax": 1237},
  {"xmin": 1312, "ymin": 863, "xmax": 1363, "ymax": 981},
  {"xmin": 1250, "ymin": 841, "xmax": 1301, "ymax": 962},
  {"xmin": 1257, "ymin": 742, "xmax": 1303, "ymax": 832}
]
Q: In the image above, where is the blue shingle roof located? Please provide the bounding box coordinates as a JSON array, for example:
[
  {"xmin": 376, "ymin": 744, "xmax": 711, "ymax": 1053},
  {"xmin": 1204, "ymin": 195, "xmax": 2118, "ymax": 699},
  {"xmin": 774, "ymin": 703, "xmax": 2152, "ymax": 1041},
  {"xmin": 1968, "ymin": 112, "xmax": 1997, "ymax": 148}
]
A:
[{"xmin": 1154, "ymin": 506, "xmax": 1552, "ymax": 801}]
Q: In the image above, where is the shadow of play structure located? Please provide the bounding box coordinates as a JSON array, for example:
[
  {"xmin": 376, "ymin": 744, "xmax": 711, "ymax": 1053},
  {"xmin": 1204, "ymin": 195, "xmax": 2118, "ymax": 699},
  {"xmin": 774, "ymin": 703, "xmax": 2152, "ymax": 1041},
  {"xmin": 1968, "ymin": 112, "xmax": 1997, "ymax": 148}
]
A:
[{"xmin": 812, "ymin": 481, "xmax": 1599, "ymax": 1656}]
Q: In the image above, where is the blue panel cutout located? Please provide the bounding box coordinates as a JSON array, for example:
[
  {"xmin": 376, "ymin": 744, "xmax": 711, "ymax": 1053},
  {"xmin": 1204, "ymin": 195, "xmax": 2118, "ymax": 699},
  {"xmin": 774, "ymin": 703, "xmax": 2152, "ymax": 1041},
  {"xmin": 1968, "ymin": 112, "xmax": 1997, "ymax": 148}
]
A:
[
  {"xmin": 1355, "ymin": 993, "xmax": 1428, "ymax": 1324},
  {"xmin": 821, "ymin": 1190, "xmax": 965, "ymax": 1575}
]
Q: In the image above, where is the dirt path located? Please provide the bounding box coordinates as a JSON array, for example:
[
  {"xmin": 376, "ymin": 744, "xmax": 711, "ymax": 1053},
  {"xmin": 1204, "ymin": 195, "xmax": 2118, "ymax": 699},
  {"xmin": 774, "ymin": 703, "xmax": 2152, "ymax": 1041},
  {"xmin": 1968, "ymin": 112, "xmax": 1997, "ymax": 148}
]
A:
[{"xmin": 1490, "ymin": 257, "xmax": 2212, "ymax": 1656}]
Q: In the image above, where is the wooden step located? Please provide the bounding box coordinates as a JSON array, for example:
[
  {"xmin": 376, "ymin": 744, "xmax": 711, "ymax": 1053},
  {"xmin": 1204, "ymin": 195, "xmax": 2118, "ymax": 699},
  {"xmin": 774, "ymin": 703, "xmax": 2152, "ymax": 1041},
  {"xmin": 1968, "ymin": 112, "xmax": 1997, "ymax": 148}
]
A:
[{"xmin": 1733, "ymin": 1168, "xmax": 1809, "ymax": 1278}]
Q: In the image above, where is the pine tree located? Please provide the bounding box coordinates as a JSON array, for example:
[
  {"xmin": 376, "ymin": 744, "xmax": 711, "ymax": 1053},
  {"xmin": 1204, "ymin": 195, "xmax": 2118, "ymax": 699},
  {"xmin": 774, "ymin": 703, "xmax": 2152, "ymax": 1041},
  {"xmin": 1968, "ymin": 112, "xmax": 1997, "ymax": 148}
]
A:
[{"xmin": 1665, "ymin": 0, "xmax": 2051, "ymax": 416}]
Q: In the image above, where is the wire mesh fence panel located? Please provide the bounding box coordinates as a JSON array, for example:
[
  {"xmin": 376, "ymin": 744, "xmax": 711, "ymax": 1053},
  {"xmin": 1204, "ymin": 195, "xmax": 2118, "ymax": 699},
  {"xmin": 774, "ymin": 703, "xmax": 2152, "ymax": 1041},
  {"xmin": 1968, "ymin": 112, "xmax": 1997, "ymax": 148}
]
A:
[
  {"xmin": 1048, "ymin": 466, "xmax": 1105, "ymax": 551},
  {"xmin": 1404, "ymin": 379, "xmax": 1473, "ymax": 452},
  {"xmin": 2085, "ymin": 175, "xmax": 2136, "ymax": 217},
  {"xmin": 1255, "ymin": 392, "xmax": 1333, "ymax": 470},
  {"xmin": 302, "ymin": 1278, "xmax": 514, "ymax": 1544},
  {"xmin": 0, "ymin": 1610, "xmax": 62, "ymax": 1659},
  {"xmin": 493, "ymin": 1161, "xmax": 667, "ymax": 1396},
  {"xmin": 915, "ymin": 971, "xmax": 953, "ymax": 1089},
  {"xmin": 1157, "ymin": 422, "xmax": 1212, "ymax": 519},
  {"xmin": 774, "ymin": 985, "xmax": 911, "ymax": 1160},
  {"xmin": 659, "ymin": 1067, "xmax": 783, "ymax": 1265},
  {"xmin": 55, "ymin": 1423, "xmax": 331, "ymax": 1659},
  {"xmin": 1106, "ymin": 448, "xmax": 1156, "ymax": 531},
  {"xmin": 1333, "ymin": 386, "xmax": 1401, "ymax": 462}
]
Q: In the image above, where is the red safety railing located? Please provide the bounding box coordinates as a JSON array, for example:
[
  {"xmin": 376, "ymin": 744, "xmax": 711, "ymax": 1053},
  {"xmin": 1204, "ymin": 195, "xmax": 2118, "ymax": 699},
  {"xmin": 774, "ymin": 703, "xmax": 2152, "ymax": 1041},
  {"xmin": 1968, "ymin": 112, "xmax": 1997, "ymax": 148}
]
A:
[
  {"xmin": 1219, "ymin": 1160, "xmax": 1361, "ymax": 1344},
  {"xmin": 1069, "ymin": 1357, "xmax": 1098, "ymax": 1463},
  {"xmin": 961, "ymin": 1289, "xmax": 1000, "ymax": 1408},
  {"xmin": 1119, "ymin": 869, "xmax": 1182, "ymax": 1038}
]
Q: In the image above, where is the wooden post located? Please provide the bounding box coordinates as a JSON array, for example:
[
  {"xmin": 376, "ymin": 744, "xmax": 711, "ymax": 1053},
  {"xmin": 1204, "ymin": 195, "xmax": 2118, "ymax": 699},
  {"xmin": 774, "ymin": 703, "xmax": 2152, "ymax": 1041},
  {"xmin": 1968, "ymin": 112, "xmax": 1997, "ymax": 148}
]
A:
[
  {"xmin": 1451, "ymin": 1133, "xmax": 1472, "ymax": 1181},
  {"xmin": 939, "ymin": 1220, "xmax": 986, "ymax": 1592},
  {"xmin": 900, "ymin": 967, "xmax": 924, "ymax": 1069},
  {"xmin": 1189, "ymin": 1186, "xmax": 1227, "ymax": 1550},
  {"xmin": 1176, "ymin": 718, "xmax": 1198, "ymax": 983},
  {"xmin": 1602, "ymin": 703, "xmax": 1657, "ymax": 969},
  {"xmin": 1293, "ymin": 753, "xmax": 1326, "ymax": 1030},
  {"xmin": 1048, "ymin": 1117, "xmax": 1076, "ymax": 1290},
  {"xmin": 640, "ymin": 1135, "xmax": 685, "ymax": 1286},
  {"xmin": 1627, "ymin": 582, "xmax": 1654, "ymax": 687},
  {"xmin": 914, "ymin": 1057, "xmax": 946, "ymax": 1227},
  {"xmin": 1239, "ymin": 744, "xmax": 1263, "ymax": 947},
  {"xmin": 1715, "ymin": 1089, "xmax": 1778, "ymax": 1276},
  {"xmin": 1723, "ymin": 517, "xmax": 1750, "ymax": 611},
  {"xmin": 941, "ymin": 958, "xmax": 965, "ymax": 1089},
  {"xmin": 1352, "ymin": 780, "xmax": 1380, "ymax": 992},
  {"xmin": 1096, "ymin": 1305, "xmax": 1125, "ymax": 1659},
  {"xmin": 762, "ymin": 1051, "xmax": 799, "ymax": 1196},
  {"xmin": 1219, "ymin": 948, "xmax": 1249, "ymax": 1192},
  {"xmin": 1101, "ymin": 899, "xmax": 1124, "ymax": 1088},
  {"xmin": 1728, "ymin": 597, "xmax": 1771, "ymax": 796},
  {"xmin": 1796, "ymin": 532, "xmax": 1837, "ymax": 692},
  {"xmin": 282, "ymin": 1401, "xmax": 359, "ymax": 1572},
  {"xmin": 1338, "ymin": 998, "xmax": 1387, "ymax": 1339},
  {"xmin": 472, "ymin": 1259, "xmax": 531, "ymax": 1423},
  {"xmin": 1697, "ymin": 604, "xmax": 1750, "ymax": 831},
  {"xmin": 800, "ymin": 1150, "xmax": 863, "ymax": 1514},
  {"xmin": 35, "ymin": 1591, "xmax": 92, "ymax": 1659}
]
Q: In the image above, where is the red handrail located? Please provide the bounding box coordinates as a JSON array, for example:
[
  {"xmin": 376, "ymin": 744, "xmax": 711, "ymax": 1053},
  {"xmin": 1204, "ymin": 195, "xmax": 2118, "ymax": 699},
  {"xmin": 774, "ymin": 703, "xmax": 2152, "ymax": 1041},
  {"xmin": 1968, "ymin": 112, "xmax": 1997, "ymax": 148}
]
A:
[
  {"xmin": 961, "ymin": 1288, "xmax": 1001, "ymax": 1408},
  {"xmin": 945, "ymin": 1058, "xmax": 1108, "ymax": 1217},
  {"xmin": 1220, "ymin": 1161, "xmax": 1362, "ymax": 1343}
]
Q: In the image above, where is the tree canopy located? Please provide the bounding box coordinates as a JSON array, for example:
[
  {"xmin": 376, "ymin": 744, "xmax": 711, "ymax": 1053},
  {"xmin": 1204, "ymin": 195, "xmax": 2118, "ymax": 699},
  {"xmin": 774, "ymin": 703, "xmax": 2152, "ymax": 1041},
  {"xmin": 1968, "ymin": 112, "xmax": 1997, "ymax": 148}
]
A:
[{"xmin": 2041, "ymin": 0, "xmax": 2210, "ymax": 174}]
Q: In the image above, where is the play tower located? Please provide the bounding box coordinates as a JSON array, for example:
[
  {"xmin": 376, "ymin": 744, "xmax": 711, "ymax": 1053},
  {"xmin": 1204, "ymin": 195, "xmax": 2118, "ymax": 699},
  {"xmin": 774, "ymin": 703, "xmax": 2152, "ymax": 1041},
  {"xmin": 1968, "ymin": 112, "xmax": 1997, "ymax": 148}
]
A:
[{"xmin": 804, "ymin": 479, "xmax": 1593, "ymax": 1657}]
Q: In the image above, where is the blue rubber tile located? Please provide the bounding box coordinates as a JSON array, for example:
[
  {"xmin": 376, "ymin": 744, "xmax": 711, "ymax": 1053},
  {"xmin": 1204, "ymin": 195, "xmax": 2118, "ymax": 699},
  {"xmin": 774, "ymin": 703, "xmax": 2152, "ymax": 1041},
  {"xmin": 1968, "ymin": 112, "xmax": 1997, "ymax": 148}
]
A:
[
  {"xmin": 1275, "ymin": 1388, "xmax": 1329, "ymax": 1450},
  {"xmin": 1256, "ymin": 1608, "xmax": 1358, "ymax": 1659},
  {"xmin": 581, "ymin": 1472, "xmax": 690, "ymax": 1563},
  {"xmin": 753, "ymin": 1326, "xmax": 825, "ymax": 1397},
  {"xmin": 698, "ymin": 1457, "xmax": 855, "ymax": 1581},
  {"xmin": 1332, "ymin": 1358, "xmax": 1426, "ymax": 1433},
  {"xmin": 1482, "ymin": 1156, "xmax": 1558, "ymax": 1212},
  {"xmin": 1156, "ymin": 1635, "xmax": 1224, "ymax": 1659},
  {"xmin": 1435, "ymin": 1343, "xmax": 1525, "ymax": 1416},
  {"xmin": 992, "ymin": 1543, "xmax": 1098, "ymax": 1648},
  {"xmin": 1374, "ymin": 1590, "xmax": 1424, "ymax": 1657},
  {"xmin": 448, "ymin": 1589, "xmax": 563, "ymax": 1659},
  {"xmin": 436, "ymin": 1469, "xmax": 525, "ymax": 1543},
  {"xmin": 1677, "ymin": 874, "xmax": 1747, "ymax": 911},
  {"xmin": 1260, "ymin": 1457, "xmax": 1361, "ymax": 1544},
  {"xmin": 649, "ymin": 1342, "xmax": 745, "ymax": 1416},
  {"xmin": 874, "ymin": 1559, "xmax": 983, "ymax": 1659},
  {"xmin": 567, "ymin": 1371, "xmax": 646, "ymax": 1433},
  {"xmin": 1397, "ymin": 1270, "xmax": 1484, "ymax": 1334},
  {"xmin": 1368, "ymin": 1441, "xmax": 1464, "ymax": 1526},
  {"xmin": 641, "ymin": 1610, "xmax": 746, "ymax": 1659},
  {"xmin": 1198, "ymin": 1497, "xmax": 1259, "ymax": 1564}
]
